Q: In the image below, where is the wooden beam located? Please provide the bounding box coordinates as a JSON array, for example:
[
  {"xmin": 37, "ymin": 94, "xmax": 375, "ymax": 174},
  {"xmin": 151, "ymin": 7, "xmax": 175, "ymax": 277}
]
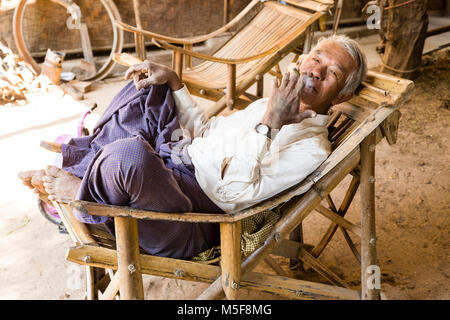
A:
[
  {"xmin": 297, "ymin": 247, "xmax": 350, "ymax": 288},
  {"xmin": 360, "ymin": 130, "xmax": 380, "ymax": 300},
  {"xmin": 314, "ymin": 204, "xmax": 362, "ymax": 237},
  {"xmin": 99, "ymin": 271, "xmax": 120, "ymax": 300},
  {"xmin": 172, "ymin": 51, "xmax": 183, "ymax": 79},
  {"xmin": 311, "ymin": 176, "xmax": 360, "ymax": 258},
  {"xmin": 220, "ymin": 222, "xmax": 242, "ymax": 300},
  {"xmin": 227, "ymin": 64, "xmax": 236, "ymax": 110},
  {"xmin": 263, "ymin": 255, "xmax": 289, "ymax": 277},
  {"xmin": 114, "ymin": 217, "xmax": 144, "ymax": 300},
  {"xmin": 66, "ymin": 244, "xmax": 360, "ymax": 300}
]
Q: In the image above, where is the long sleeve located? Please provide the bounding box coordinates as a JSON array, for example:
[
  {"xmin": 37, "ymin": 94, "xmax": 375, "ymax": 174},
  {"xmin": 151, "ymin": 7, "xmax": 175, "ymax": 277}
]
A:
[{"xmin": 171, "ymin": 85, "xmax": 210, "ymax": 139}]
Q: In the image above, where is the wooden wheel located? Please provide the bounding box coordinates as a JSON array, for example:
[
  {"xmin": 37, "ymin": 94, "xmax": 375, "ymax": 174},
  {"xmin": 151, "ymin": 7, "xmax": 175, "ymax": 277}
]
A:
[{"xmin": 12, "ymin": 0, "xmax": 123, "ymax": 81}]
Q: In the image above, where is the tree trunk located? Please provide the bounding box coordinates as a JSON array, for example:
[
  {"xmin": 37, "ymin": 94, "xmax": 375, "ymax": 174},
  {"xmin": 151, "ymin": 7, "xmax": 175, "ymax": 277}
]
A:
[{"xmin": 378, "ymin": 0, "xmax": 429, "ymax": 79}]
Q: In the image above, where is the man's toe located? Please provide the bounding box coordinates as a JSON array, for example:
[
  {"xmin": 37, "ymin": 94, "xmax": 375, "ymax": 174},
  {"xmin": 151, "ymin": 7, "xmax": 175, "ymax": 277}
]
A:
[
  {"xmin": 45, "ymin": 165, "xmax": 61, "ymax": 177},
  {"xmin": 42, "ymin": 175, "xmax": 55, "ymax": 183}
]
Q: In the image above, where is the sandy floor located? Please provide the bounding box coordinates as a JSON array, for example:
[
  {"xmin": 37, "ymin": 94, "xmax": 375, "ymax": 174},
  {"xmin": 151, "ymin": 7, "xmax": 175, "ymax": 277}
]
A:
[{"xmin": 0, "ymin": 23, "xmax": 449, "ymax": 299}]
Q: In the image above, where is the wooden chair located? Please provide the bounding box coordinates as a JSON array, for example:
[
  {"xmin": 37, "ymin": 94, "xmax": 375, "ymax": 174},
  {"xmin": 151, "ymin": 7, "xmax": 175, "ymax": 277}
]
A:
[
  {"xmin": 41, "ymin": 70, "xmax": 413, "ymax": 300},
  {"xmin": 113, "ymin": 0, "xmax": 335, "ymax": 118}
]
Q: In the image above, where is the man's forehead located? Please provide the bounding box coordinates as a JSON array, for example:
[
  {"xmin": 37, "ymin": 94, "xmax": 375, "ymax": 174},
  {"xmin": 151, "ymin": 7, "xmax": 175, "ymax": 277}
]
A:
[{"xmin": 313, "ymin": 41, "xmax": 355, "ymax": 72}]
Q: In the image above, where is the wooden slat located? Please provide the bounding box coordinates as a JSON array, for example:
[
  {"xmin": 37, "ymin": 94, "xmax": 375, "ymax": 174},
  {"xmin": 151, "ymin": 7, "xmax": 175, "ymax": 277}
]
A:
[
  {"xmin": 66, "ymin": 244, "xmax": 360, "ymax": 300},
  {"xmin": 314, "ymin": 204, "xmax": 362, "ymax": 237},
  {"xmin": 297, "ymin": 247, "xmax": 350, "ymax": 288},
  {"xmin": 311, "ymin": 176, "xmax": 360, "ymax": 258},
  {"xmin": 332, "ymin": 103, "xmax": 372, "ymax": 123},
  {"xmin": 283, "ymin": 0, "xmax": 333, "ymax": 12}
]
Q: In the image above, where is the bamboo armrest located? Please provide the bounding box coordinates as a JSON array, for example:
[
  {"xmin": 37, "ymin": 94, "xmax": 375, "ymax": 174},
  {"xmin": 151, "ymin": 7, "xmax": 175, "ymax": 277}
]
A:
[
  {"xmin": 114, "ymin": 0, "xmax": 260, "ymax": 45},
  {"xmin": 70, "ymin": 200, "xmax": 243, "ymax": 223},
  {"xmin": 40, "ymin": 140, "xmax": 62, "ymax": 153},
  {"xmin": 152, "ymin": 39, "xmax": 283, "ymax": 65}
]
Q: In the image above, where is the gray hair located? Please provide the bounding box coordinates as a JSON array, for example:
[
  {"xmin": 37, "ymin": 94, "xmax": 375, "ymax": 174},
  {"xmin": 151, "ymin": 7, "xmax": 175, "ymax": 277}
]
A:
[{"xmin": 313, "ymin": 35, "xmax": 367, "ymax": 97}]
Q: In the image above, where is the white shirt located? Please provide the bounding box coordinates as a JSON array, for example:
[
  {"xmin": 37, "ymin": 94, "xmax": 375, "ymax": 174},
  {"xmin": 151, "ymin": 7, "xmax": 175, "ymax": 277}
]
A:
[{"xmin": 172, "ymin": 86, "xmax": 331, "ymax": 214}]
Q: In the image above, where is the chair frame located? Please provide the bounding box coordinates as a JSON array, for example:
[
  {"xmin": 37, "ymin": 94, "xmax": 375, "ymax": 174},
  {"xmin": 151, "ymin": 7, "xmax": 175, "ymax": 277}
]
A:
[{"xmin": 40, "ymin": 68, "xmax": 414, "ymax": 300}]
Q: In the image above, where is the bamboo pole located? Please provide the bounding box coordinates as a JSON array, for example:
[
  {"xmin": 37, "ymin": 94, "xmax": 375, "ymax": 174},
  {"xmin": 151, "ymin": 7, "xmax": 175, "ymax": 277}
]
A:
[
  {"xmin": 311, "ymin": 176, "xmax": 360, "ymax": 258},
  {"xmin": 172, "ymin": 51, "xmax": 183, "ymax": 79},
  {"xmin": 184, "ymin": 44, "xmax": 193, "ymax": 69},
  {"xmin": 220, "ymin": 222, "xmax": 242, "ymax": 300},
  {"xmin": 227, "ymin": 64, "xmax": 236, "ymax": 110},
  {"xmin": 114, "ymin": 217, "xmax": 144, "ymax": 300},
  {"xmin": 132, "ymin": 0, "xmax": 146, "ymax": 61},
  {"xmin": 99, "ymin": 271, "xmax": 120, "ymax": 300},
  {"xmin": 223, "ymin": 0, "xmax": 229, "ymax": 25},
  {"xmin": 289, "ymin": 224, "xmax": 304, "ymax": 269},
  {"xmin": 360, "ymin": 131, "xmax": 380, "ymax": 300},
  {"xmin": 256, "ymin": 74, "xmax": 264, "ymax": 98}
]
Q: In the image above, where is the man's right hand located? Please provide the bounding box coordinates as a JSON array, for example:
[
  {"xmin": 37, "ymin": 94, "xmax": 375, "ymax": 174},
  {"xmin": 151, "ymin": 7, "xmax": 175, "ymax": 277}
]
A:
[
  {"xmin": 124, "ymin": 60, "xmax": 183, "ymax": 91},
  {"xmin": 261, "ymin": 72, "xmax": 316, "ymax": 130}
]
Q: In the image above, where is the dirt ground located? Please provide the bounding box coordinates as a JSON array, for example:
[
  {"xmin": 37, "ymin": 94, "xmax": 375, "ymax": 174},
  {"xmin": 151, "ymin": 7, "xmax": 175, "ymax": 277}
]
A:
[{"xmin": 0, "ymin": 30, "xmax": 449, "ymax": 299}]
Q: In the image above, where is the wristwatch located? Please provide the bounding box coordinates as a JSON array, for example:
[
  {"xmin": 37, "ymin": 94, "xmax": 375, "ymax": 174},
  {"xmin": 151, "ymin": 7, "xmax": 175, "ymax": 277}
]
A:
[{"xmin": 254, "ymin": 123, "xmax": 271, "ymax": 138}]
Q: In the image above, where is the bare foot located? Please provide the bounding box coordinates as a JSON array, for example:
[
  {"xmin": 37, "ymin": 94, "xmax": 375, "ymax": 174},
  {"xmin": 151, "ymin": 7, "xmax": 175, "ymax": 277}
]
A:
[
  {"xmin": 42, "ymin": 165, "xmax": 82, "ymax": 202},
  {"xmin": 17, "ymin": 169, "xmax": 47, "ymax": 195}
]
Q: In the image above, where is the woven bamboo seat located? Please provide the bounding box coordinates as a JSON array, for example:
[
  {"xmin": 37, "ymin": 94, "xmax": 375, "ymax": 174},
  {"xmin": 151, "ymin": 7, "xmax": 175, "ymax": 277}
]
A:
[
  {"xmin": 114, "ymin": 0, "xmax": 334, "ymax": 117},
  {"xmin": 40, "ymin": 69, "xmax": 414, "ymax": 300}
]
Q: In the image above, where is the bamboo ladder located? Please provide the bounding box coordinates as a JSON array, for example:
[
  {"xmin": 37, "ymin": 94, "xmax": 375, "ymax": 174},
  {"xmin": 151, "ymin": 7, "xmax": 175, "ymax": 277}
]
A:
[
  {"xmin": 41, "ymin": 70, "xmax": 413, "ymax": 300},
  {"xmin": 114, "ymin": 0, "xmax": 335, "ymax": 118}
]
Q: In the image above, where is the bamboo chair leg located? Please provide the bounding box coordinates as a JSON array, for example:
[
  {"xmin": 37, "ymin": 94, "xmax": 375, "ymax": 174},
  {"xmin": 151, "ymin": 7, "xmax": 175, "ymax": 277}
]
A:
[
  {"xmin": 220, "ymin": 221, "xmax": 242, "ymax": 300},
  {"xmin": 303, "ymin": 25, "xmax": 313, "ymax": 54},
  {"xmin": 172, "ymin": 51, "xmax": 183, "ymax": 79},
  {"xmin": 256, "ymin": 74, "xmax": 264, "ymax": 98},
  {"xmin": 289, "ymin": 224, "xmax": 304, "ymax": 269},
  {"xmin": 360, "ymin": 131, "xmax": 380, "ymax": 300},
  {"xmin": 114, "ymin": 217, "xmax": 144, "ymax": 300},
  {"xmin": 184, "ymin": 44, "xmax": 193, "ymax": 69},
  {"xmin": 227, "ymin": 64, "xmax": 236, "ymax": 110},
  {"xmin": 99, "ymin": 271, "xmax": 121, "ymax": 300},
  {"xmin": 85, "ymin": 266, "xmax": 96, "ymax": 300},
  {"xmin": 132, "ymin": 0, "xmax": 146, "ymax": 61},
  {"xmin": 311, "ymin": 176, "xmax": 360, "ymax": 258}
]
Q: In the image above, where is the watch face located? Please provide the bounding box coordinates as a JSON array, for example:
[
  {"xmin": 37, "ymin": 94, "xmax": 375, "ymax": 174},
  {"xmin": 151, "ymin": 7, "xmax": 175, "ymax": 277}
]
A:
[{"xmin": 256, "ymin": 123, "xmax": 269, "ymax": 135}]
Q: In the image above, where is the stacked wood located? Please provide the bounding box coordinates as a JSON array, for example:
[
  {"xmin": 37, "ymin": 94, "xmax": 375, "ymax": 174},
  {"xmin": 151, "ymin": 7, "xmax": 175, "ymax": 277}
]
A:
[
  {"xmin": 0, "ymin": 39, "xmax": 91, "ymax": 105},
  {"xmin": 0, "ymin": 38, "xmax": 37, "ymax": 104}
]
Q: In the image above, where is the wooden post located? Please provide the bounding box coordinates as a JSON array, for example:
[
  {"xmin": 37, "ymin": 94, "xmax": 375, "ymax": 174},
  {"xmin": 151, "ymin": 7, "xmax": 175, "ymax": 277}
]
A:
[
  {"xmin": 223, "ymin": 0, "xmax": 229, "ymax": 25},
  {"xmin": 227, "ymin": 64, "xmax": 236, "ymax": 110},
  {"xmin": 184, "ymin": 44, "xmax": 193, "ymax": 69},
  {"xmin": 360, "ymin": 131, "xmax": 380, "ymax": 300},
  {"xmin": 133, "ymin": 0, "xmax": 146, "ymax": 61},
  {"xmin": 114, "ymin": 217, "xmax": 144, "ymax": 300},
  {"xmin": 303, "ymin": 26, "xmax": 313, "ymax": 54},
  {"xmin": 288, "ymin": 224, "xmax": 304, "ymax": 269},
  {"xmin": 172, "ymin": 51, "xmax": 183, "ymax": 79},
  {"xmin": 256, "ymin": 74, "xmax": 264, "ymax": 98},
  {"xmin": 332, "ymin": 0, "xmax": 344, "ymax": 36},
  {"xmin": 220, "ymin": 221, "xmax": 242, "ymax": 300},
  {"xmin": 378, "ymin": 0, "xmax": 428, "ymax": 79}
]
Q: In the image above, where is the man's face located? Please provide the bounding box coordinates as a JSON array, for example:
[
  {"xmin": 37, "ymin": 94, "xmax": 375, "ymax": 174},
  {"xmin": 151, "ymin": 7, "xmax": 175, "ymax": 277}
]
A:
[{"xmin": 298, "ymin": 40, "xmax": 357, "ymax": 113}]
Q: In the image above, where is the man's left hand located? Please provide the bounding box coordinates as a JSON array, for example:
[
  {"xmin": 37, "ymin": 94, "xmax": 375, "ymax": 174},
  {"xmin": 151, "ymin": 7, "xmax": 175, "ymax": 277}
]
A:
[{"xmin": 124, "ymin": 60, "xmax": 183, "ymax": 91}]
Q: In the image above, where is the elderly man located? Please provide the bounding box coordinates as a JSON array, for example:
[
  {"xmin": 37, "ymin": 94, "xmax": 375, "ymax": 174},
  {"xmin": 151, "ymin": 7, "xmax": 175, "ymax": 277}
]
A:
[{"xmin": 18, "ymin": 35, "xmax": 367, "ymax": 259}]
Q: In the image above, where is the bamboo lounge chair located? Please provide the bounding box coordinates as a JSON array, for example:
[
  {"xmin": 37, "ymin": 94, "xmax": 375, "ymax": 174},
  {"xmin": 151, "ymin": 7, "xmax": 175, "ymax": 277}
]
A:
[
  {"xmin": 113, "ymin": 0, "xmax": 335, "ymax": 118},
  {"xmin": 39, "ymin": 69, "xmax": 414, "ymax": 300}
]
